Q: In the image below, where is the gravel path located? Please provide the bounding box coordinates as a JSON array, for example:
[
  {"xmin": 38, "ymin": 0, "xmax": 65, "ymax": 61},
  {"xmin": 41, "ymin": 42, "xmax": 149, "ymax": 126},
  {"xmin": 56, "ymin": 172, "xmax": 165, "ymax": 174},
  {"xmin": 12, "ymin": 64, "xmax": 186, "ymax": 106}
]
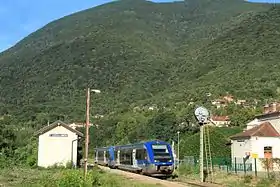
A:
[{"xmin": 98, "ymin": 166, "xmax": 193, "ymax": 187}]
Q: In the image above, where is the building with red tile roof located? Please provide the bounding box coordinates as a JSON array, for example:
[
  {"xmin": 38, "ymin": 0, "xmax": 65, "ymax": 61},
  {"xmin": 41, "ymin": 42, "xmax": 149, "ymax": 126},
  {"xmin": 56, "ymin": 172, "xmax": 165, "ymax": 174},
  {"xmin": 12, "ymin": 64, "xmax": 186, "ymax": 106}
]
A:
[
  {"xmin": 210, "ymin": 115, "xmax": 230, "ymax": 127},
  {"xmin": 230, "ymin": 122, "xmax": 280, "ymax": 172},
  {"xmin": 230, "ymin": 122, "xmax": 280, "ymax": 140}
]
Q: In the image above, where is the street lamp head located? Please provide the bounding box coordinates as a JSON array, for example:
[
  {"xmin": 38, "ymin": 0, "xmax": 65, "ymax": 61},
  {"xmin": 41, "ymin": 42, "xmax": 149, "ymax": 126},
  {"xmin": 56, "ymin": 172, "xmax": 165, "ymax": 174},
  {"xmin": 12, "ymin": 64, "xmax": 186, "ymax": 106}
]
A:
[
  {"xmin": 177, "ymin": 131, "xmax": 180, "ymax": 134},
  {"xmin": 91, "ymin": 89, "xmax": 101, "ymax": 93}
]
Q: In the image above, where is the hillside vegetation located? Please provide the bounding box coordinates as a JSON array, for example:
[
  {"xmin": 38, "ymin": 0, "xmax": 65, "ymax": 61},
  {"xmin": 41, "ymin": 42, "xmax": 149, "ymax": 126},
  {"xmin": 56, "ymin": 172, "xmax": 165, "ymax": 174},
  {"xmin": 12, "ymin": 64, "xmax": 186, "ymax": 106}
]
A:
[
  {"xmin": 181, "ymin": 126, "xmax": 242, "ymax": 158},
  {"xmin": 188, "ymin": 6, "xmax": 280, "ymax": 99},
  {"xmin": 0, "ymin": 0, "xmax": 271, "ymax": 119},
  {"xmin": 0, "ymin": 0, "xmax": 279, "ymax": 167}
]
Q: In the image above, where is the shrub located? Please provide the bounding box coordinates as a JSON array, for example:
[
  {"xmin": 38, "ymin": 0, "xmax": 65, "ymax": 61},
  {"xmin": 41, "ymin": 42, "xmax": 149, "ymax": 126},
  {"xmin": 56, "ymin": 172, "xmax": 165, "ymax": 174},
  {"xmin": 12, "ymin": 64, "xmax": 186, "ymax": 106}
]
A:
[
  {"xmin": 26, "ymin": 155, "xmax": 37, "ymax": 167},
  {"xmin": 243, "ymin": 175, "xmax": 252, "ymax": 184},
  {"xmin": 65, "ymin": 161, "xmax": 73, "ymax": 169},
  {"xmin": 256, "ymin": 178, "xmax": 273, "ymax": 187},
  {"xmin": 57, "ymin": 170, "xmax": 93, "ymax": 187}
]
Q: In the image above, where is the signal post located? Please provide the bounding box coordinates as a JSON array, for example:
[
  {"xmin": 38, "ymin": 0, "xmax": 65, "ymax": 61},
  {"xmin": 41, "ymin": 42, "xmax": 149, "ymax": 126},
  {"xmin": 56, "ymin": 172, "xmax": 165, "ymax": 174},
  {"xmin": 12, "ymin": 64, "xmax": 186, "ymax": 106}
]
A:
[{"xmin": 194, "ymin": 106, "xmax": 210, "ymax": 183}]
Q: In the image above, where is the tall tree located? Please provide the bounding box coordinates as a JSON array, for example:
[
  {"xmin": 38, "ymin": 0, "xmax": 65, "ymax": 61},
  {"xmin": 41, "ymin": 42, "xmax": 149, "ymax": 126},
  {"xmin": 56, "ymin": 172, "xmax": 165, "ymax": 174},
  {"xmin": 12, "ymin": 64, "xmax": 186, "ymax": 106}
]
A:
[{"xmin": 147, "ymin": 111, "xmax": 178, "ymax": 142}]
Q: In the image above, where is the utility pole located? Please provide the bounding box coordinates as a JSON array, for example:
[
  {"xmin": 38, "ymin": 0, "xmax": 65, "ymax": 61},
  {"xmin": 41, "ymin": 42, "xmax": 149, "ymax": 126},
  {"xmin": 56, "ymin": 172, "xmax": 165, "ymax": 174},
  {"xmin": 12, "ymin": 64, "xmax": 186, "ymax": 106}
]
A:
[
  {"xmin": 83, "ymin": 88, "xmax": 101, "ymax": 179},
  {"xmin": 84, "ymin": 88, "xmax": 90, "ymax": 179}
]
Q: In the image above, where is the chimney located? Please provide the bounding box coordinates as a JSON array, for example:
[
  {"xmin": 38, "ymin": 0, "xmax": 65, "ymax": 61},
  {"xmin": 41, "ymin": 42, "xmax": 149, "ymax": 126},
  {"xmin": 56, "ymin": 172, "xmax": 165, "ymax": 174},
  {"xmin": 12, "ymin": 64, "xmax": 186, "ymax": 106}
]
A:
[
  {"xmin": 264, "ymin": 104, "xmax": 270, "ymax": 114},
  {"xmin": 272, "ymin": 103, "xmax": 277, "ymax": 112}
]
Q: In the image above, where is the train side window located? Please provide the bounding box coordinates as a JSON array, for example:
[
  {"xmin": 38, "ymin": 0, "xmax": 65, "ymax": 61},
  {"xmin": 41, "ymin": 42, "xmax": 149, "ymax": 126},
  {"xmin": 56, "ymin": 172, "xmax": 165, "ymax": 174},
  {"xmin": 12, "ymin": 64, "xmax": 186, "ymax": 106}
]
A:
[
  {"xmin": 114, "ymin": 150, "xmax": 118, "ymax": 160},
  {"xmin": 128, "ymin": 149, "xmax": 133, "ymax": 165},
  {"xmin": 136, "ymin": 149, "xmax": 141, "ymax": 160},
  {"xmin": 98, "ymin": 151, "xmax": 103, "ymax": 161},
  {"xmin": 106, "ymin": 151, "xmax": 110, "ymax": 159},
  {"xmin": 120, "ymin": 150, "xmax": 125, "ymax": 164},
  {"xmin": 136, "ymin": 149, "xmax": 146, "ymax": 160},
  {"xmin": 119, "ymin": 148, "xmax": 133, "ymax": 165}
]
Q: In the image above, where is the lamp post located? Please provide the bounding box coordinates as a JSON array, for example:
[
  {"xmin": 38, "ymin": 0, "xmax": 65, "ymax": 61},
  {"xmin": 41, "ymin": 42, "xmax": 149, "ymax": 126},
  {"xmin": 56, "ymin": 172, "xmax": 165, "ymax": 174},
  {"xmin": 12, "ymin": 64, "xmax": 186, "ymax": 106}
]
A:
[
  {"xmin": 177, "ymin": 131, "xmax": 180, "ymax": 169},
  {"xmin": 84, "ymin": 88, "xmax": 101, "ymax": 179}
]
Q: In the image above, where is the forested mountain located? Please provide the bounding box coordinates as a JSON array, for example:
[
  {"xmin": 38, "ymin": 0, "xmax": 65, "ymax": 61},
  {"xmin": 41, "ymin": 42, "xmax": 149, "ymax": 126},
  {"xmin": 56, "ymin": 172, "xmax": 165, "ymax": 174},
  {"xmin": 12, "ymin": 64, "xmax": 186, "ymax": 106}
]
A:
[
  {"xmin": 185, "ymin": 6, "xmax": 280, "ymax": 99},
  {"xmin": 1, "ymin": 0, "xmax": 280, "ymax": 164},
  {"xmin": 0, "ymin": 0, "xmax": 272, "ymax": 121}
]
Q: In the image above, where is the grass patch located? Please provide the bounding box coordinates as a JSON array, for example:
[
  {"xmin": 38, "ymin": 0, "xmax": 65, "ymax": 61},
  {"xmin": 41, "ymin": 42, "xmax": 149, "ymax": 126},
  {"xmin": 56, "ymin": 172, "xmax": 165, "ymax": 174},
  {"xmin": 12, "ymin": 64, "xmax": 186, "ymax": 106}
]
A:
[
  {"xmin": 0, "ymin": 166, "xmax": 161, "ymax": 187},
  {"xmin": 173, "ymin": 164, "xmax": 280, "ymax": 187}
]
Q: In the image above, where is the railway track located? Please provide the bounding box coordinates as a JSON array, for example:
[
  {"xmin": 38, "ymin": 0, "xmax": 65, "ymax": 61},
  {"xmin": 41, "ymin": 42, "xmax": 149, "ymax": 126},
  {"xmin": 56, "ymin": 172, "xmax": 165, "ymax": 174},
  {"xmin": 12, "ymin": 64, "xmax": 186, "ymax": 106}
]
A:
[{"xmin": 97, "ymin": 165, "xmax": 223, "ymax": 187}]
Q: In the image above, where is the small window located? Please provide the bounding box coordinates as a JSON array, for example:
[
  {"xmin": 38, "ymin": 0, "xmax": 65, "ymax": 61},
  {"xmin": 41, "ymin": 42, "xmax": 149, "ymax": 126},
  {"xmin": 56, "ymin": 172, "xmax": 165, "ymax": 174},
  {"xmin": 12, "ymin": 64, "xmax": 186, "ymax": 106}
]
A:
[{"xmin": 264, "ymin": 146, "xmax": 272, "ymax": 153}]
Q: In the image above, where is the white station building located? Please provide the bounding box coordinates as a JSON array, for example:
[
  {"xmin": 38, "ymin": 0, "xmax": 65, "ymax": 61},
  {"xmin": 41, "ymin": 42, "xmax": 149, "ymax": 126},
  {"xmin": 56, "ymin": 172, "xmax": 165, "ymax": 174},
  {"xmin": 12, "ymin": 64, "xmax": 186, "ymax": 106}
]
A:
[
  {"xmin": 35, "ymin": 120, "xmax": 84, "ymax": 168},
  {"xmin": 230, "ymin": 105, "xmax": 280, "ymax": 172}
]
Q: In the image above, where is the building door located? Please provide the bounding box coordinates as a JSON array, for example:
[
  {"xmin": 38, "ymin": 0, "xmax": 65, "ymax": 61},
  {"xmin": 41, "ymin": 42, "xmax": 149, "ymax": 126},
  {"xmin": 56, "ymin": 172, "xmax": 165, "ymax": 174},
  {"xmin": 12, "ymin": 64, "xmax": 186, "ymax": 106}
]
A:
[
  {"xmin": 76, "ymin": 145, "xmax": 82, "ymax": 168},
  {"xmin": 264, "ymin": 146, "xmax": 273, "ymax": 170}
]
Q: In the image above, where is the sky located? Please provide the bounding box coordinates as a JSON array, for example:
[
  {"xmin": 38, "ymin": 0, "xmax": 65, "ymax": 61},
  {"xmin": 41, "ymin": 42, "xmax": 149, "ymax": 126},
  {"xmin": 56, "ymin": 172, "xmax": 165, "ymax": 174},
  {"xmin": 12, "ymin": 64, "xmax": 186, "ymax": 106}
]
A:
[{"xmin": 0, "ymin": 0, "xmax": 279, "ymax": 52}]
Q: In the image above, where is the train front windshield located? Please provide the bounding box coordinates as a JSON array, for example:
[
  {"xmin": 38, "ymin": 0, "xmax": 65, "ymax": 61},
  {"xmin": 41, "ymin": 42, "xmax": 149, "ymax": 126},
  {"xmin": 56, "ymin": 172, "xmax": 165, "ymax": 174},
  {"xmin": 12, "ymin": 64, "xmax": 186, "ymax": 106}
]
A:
[{"xmin": 152, "ymin": 144, "xmax": 172, "ymax": 162}]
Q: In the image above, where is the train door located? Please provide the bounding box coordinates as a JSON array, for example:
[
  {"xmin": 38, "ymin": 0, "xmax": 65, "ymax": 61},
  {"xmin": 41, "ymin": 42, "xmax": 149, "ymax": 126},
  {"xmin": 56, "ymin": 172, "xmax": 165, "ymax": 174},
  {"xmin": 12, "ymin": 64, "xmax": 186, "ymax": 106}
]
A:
[{"xmin": 132, "ymin": 149, "xmax": 137, "ymax": 167}]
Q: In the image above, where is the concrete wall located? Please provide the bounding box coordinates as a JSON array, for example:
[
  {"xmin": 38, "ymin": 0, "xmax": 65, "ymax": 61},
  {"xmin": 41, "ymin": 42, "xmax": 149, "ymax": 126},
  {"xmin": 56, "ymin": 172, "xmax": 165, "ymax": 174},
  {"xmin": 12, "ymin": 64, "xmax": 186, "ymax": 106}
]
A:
[
  {"xmin": 231, "ymin": 138, "xmax": 252, "ymax": 164},
  {"xmin": 231, "ymin": 137, "xmax": 280, "ymax": 172},
  {"xmin": 250, "ymin": 136, "xmax": 280, "ymax": 172},
  {"xmin": 38, "ymin": 126, "xmax": 78, "ymax": 168}
]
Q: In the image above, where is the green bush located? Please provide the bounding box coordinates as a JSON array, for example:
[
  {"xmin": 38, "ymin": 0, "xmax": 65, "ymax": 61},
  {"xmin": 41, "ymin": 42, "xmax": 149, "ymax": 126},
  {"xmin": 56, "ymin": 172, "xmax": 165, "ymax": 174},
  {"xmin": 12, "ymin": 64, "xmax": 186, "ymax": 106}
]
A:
[
  {"xmin": 65, "ymin": 161, "xmax": 73, "ymax": 169},
  {"xmin": 180, "ymin": 126, "xmax": 242, "ymax": 158},
  {"xmin": 56, "ymin": 169, "xmax": 98, "ymax": 187},
  {"xmin": 256, "ymin": 178, "xmax": 274, "ymax": 187},
  {"xmin": 26, "ymin": 155, "xmax": 37, "ymax": 167},
  {"xmin": 243, "ymin": 175, "xmax": 252, "ymax": 184}
]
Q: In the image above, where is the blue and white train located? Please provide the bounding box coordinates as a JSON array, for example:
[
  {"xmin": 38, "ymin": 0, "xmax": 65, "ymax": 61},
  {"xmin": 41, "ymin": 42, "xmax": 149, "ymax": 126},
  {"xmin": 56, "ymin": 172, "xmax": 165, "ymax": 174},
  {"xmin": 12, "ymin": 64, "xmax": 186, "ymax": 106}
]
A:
[{"xmin": 94, "ymin": 140, "xmax": 175, "ymax": 177}]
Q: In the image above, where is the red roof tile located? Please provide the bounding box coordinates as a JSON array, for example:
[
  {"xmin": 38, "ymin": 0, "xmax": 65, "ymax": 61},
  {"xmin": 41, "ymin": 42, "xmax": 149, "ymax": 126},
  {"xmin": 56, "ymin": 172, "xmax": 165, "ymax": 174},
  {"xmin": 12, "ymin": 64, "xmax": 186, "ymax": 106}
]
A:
[{"xmin": 230, "ymin": 122, "xmax": 280, "ymax": 140}]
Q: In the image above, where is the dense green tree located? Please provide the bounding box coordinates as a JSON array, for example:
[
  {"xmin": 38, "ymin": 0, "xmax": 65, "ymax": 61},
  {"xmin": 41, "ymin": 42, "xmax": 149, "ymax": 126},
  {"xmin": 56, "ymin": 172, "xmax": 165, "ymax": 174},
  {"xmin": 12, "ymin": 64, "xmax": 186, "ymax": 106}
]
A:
[
  {"xmin": 0, "ymin": 117, "xmax": 16, "ymax": 152},
  {"xmin": 147, "ymin": 111, "xmax": 178, "ymax": 142},
  {"xmin": 229, "ymin": 108, "xmax": 259, "ymax": 127}
]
